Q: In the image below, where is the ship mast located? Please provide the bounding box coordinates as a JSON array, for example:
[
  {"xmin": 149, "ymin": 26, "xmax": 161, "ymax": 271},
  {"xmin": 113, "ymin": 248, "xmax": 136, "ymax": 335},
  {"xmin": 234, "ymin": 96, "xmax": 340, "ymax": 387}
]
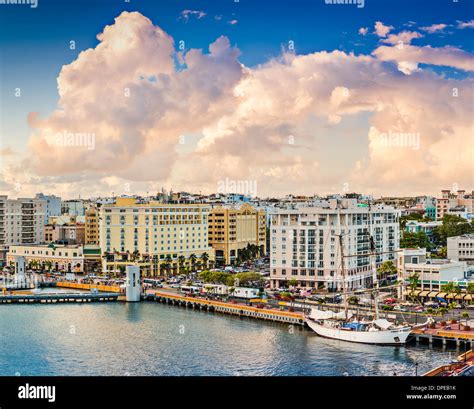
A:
[
  {"xmin": 367, "ymin": 203, "xmax": 380, "ymax": 320},
  {"xmin": 336, "ymin": 206, "xmax": 348, "ymax": 321}
]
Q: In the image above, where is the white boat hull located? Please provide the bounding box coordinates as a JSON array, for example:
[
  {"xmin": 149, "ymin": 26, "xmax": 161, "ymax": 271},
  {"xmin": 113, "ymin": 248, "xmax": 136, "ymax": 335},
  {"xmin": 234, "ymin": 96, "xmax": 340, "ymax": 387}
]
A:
[{"xmin": 306, "ymin": 319, "xmax": 412, "ymax": 345}]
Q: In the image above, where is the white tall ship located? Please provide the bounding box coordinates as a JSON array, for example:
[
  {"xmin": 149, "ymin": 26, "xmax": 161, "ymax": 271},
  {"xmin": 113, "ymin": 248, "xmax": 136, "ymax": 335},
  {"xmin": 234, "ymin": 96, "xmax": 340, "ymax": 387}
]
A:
[{"xmin": 305, "ymin": 203, "xmax": 428, "ymax": 346}]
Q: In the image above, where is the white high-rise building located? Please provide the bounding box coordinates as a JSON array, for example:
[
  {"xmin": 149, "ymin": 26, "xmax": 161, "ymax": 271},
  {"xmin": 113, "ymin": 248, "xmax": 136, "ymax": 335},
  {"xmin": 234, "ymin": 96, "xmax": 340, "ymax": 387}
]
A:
[
  {"xmin": 269, "ymin": 199, "xmax": 400, "ymax": 291},
  {"xmin": 0, "ymin": 196, "xmax": 45, "ymax": 246}
]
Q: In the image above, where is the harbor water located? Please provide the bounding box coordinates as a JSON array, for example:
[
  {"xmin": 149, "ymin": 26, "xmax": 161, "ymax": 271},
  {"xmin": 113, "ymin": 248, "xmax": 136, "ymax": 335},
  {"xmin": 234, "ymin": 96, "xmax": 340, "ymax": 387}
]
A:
[{"xmin": 0, "ymin": 301, "xmax": 457, "ymax": 376}]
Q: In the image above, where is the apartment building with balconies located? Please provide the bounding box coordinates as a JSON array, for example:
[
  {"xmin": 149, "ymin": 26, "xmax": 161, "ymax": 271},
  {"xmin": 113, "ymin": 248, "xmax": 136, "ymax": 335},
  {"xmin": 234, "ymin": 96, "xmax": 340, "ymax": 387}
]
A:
[
  {"xmin": 269, "ymin": 199, "xmax": 400, "ymax": 291},
  {"xmin": 0, "ymin": 196, "xmax": 45, "ymax": 246}
]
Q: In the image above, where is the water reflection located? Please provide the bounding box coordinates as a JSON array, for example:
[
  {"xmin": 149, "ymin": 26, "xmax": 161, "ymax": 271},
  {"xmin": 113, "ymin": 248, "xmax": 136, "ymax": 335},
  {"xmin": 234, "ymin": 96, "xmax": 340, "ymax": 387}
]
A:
[{"xmin": 0, "ymin": 303, "xmax": 456, "ymax": 376}]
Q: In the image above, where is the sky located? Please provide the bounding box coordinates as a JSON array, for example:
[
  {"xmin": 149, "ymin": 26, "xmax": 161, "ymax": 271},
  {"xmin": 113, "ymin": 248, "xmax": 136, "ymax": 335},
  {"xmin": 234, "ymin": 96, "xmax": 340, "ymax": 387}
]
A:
[{"xmin": 0, "ymin": 0, "xmax": 473, "ymax": 199}]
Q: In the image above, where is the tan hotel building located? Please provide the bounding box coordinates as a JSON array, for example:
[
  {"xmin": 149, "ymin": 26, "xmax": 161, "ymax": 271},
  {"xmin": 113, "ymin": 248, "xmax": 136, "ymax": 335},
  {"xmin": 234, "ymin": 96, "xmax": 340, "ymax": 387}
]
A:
[
  {"xmin": 208, "ymin": 203, "xmax": 266, "ymax": 264},
  {"xmin": 85, "ymin": 206, "xmax": 100, "ymax": 245},
  {"xmin": 99, "ymin": 198, "xmax": 214, "ymax": 276}
]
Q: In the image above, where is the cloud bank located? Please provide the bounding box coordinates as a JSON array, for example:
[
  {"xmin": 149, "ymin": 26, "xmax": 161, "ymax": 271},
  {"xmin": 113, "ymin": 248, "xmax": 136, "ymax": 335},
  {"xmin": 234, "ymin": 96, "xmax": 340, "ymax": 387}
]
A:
[{"xmin": 2, "ymin": 12, "xmax": 473, "ymax": 198}]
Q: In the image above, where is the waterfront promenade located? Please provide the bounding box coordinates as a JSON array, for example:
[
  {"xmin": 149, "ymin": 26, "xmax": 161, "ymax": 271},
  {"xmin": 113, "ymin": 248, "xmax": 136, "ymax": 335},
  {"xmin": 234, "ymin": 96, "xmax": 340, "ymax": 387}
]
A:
[{"xmin": 150, "ymin": 290, "xmax": 305, "ymax": 325}]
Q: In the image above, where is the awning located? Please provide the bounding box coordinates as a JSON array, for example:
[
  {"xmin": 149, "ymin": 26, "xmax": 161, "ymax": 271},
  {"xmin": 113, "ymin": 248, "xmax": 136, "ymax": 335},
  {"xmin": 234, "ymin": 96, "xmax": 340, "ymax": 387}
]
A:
[
  {"xmin": 419, "ymin": 291, "xmax": 430, "ymax": 297},
  {"xmin": 464, "ymin": 294, "xmax": 473, "ymax": 301},
  {"xmin": 446, "ymin": 293, "xmax": 455, "ymax": 299},
  {"xmin": 455, "ymin": 294, "xmax": 465, "ymax": 300},
  {"xmin": 404, "ymin": 290, "xmax": 421, "ymax": 296},
  {"xmin": 437, "ymin": 293, "xmax": 447, "ymax": 298},
  {"xmin": 427, "ymin": 291, "xmax": 439, "ymax": 297},
  {"xmin": 374, "ymin": 319, "xmax": 393, "ymax": 330}
]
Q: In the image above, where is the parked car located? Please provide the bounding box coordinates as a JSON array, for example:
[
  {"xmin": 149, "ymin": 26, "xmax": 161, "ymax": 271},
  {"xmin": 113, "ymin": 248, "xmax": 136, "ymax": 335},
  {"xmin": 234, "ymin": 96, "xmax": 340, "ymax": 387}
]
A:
[{"xmin": 393, "ymin": 305, "xmax": 408, "ymax": 312}]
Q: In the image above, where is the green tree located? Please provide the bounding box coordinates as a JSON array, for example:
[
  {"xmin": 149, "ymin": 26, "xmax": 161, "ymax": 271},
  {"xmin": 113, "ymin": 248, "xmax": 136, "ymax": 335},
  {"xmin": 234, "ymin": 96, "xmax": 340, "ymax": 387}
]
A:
[
  {"xmin": 407, "ymin": 272, "xmax": 420, "ymax": 302},
  {"xmin": 200, "ymin": 252, "xmax": 209, "ymax": 269},
  {"xmin": 441, "ymin": 282, "xmax": 455, "ymax": 294},
  {"xmin": 165, "ymin": 255, "xmax": 173, "ymax": 277},
  {"xmin": 234, "ymin": 272, "xmax": 264, "ymax": 288},
  {"xmin": 178, "ymin": 255, "xmax": 186, "ymax": 274},
  {"xmin": 400, "ymin": 231, "xmax": 431, "ymax": 249},
  {"xmin": 377, "ymin": 260, "xmax": 397, "ymax": 282},
  {"xmin": 189, "ymin": 254, "xmax": 197, "ymax": 271},
  {"xmin": 461, "ymin": 311, "xmax": 470, "ymax": 327},
  {"xmin": 130, "ymin": 250, "xmax": 140, "ymax": 262},
  {"xmin": 432, "ymin": 215, "xmax": 474, "ymax": 246},
  {"xmin": 400, "ymin": 213, "xmax": 424, "ymax": 229},
  {"xmin": 348, "ymin": 296, "xmax": 359, "ymax": 305},
  {"xmin": 288, "ymin": 279, "xmax": 298, "ymax": 287}
]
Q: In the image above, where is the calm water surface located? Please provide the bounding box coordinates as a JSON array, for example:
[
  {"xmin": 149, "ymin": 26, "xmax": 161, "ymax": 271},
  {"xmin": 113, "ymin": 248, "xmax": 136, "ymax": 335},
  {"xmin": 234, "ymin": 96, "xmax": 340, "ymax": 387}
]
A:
[{"xmin": 0, "ymin": 302, "xmax": 457, "ymax": 376}]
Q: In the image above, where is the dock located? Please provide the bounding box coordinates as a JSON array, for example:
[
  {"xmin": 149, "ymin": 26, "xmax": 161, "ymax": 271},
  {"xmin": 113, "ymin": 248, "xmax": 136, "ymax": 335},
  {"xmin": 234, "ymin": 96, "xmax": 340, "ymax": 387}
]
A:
[
  {"xmin": 151, "ymin": 291, "xmax": 305, "ymax": 325},
  {"xmin": 0, "ymin": 292, "xmax": 119, "ymax": 304},
  {"xmin": 411, "ymin": 327, "xmax": 474, "ymax": 348}
]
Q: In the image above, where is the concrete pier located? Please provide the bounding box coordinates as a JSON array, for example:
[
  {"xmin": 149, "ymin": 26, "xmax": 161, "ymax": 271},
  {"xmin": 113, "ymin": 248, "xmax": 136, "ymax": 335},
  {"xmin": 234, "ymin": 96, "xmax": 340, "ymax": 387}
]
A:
[
  {"xmin": 0, "ymin": 292, "xmax": 119, "ymax": 304},
  {"xmin": 152, "ymin": 291, "xmax": 305, "ymax": 326}
]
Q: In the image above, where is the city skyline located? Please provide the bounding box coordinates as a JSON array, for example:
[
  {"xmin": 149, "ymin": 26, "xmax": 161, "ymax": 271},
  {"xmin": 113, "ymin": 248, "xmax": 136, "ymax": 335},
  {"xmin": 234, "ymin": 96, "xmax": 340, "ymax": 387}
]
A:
[{"xmin": 1, "ymin": 0, "xmax": 473, "ymax": 199}]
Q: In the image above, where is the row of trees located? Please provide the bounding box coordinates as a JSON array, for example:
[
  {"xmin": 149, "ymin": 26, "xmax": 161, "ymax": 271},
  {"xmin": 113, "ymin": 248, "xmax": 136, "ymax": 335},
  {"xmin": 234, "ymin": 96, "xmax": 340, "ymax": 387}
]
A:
[
  {"xmin": 108, "ymin": 251, "xmax": 212, "ymax": 278},
  {"xmin": 400, "ymin": 214, "xmax": 474, "ymax": 250},
  {"xmin": 198, "ymin": 270, "xmax": 265, "ymax": 288},
  {"xmin": 235, "ymin": 243, "xmax": 264, "ymax": 265}
]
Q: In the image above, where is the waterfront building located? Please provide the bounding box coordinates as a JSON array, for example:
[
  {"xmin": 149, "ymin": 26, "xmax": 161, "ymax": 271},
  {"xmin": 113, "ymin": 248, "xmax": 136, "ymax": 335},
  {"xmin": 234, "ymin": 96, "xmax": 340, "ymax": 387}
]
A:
[
  {"xmin": 405, "ymin": 220, "xmax": 442, "ymax": 242},
  {"xmin": 0, "ymin": 196, "xmax": 45, "ymax": 247},
  {"xmin": 398, "ymin": 248, "xmax": 468, "ymax": 295},
  {"xmin": 447, "ymin": 234, "xmax": 474, "ymax": 265},
  {"xmin": 269, "ymin": 199, "xmax": 400, "ymax": 291},
  {"xmin": 99, "ymin": 197, "xmax": 214, "ymax": 276},
  {"xmin": 436, "ymin": 189, "xmax": 474, "ymax": 221},
  {"xmin": 208, "ymin": 203, "xmax": 266, "ymax": 265},
  {"xmin": 35, "ymin": 193, "xmax": 62, "ymax": 224},
  {"xmin": 7, "ymin": 244, "xmax": 84, "ymax": 272}
]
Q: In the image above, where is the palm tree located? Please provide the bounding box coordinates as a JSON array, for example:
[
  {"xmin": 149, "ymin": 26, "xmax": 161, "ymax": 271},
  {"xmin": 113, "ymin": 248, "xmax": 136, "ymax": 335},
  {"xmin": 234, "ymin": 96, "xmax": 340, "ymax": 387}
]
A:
[
  {"xmin": 160, "ymin": 262, "xmax": 167, "ymax": 278},
  {"xmin": 467, "ymin": 283, "xmax": 474, "ymax": 306},
  {"xmin": 200, "ymin": 252, "xmax": 209, "ymax": 269},
  {"xmin": 151, "ymin": 255, "xmax": 159, "ymax": 277},
  {"xmin": 189, "ymin": 254, "xmax": 197, "ymax": 271},
  {"xmin": 178, "ymin": 255, "xmax": 186, "ymax": 274},
  {"xmin": 165, "ymin": 255, "xmax": 173, "ymax": 277},
  {"xmin": 377, "ymin": 260, "xmax": 397, "ymax": 283},
  {"xmin": 45, "ymin": 260, "xmax": 52, "ymax": 273},
  {"xmin": 131, "ymin": 250, "xmax": 140, "ymax": 263},
  {"xmin": 408, "ymin": 272, "xmax": 420, "ymax": 302},
  {"xmin": 453, "ymin": 284, "xmax": 462, "ymax": 301}
]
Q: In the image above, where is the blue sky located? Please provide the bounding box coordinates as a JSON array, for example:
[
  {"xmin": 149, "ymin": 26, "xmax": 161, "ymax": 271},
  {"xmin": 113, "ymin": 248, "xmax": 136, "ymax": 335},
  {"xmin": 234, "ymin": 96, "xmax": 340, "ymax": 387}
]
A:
[{"xmin": 0, "ymin": 0, "xmax": 473, "ymax": 198}]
